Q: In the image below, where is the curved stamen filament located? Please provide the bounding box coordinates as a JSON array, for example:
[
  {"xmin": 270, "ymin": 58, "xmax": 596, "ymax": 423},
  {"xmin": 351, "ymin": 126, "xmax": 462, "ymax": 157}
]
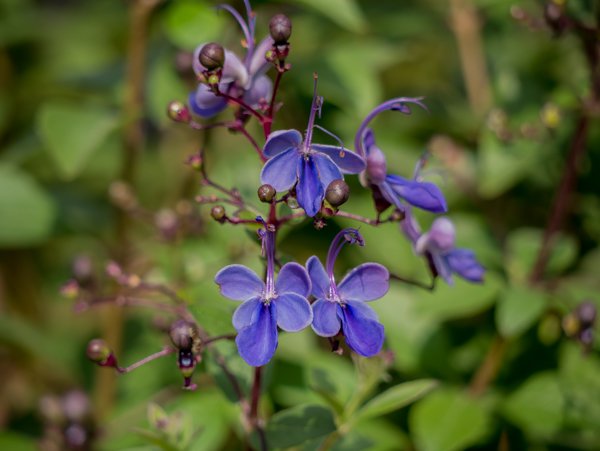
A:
[
  {"xmin": 216, "ymin": 4, "xmax": 253, "ymax": 55},
  {"xmin": 303, "ymin": 73, "xmax": 320, "ymax": 151},
  {"xmin": 325, "ymin": 228, "xmax": 364, "ymax": 300}
]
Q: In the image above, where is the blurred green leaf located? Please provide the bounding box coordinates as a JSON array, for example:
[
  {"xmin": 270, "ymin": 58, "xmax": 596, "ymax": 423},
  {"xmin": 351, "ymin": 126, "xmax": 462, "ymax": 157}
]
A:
[
  {"xmin": 502, "ymin": 372, "xmax": 564, "ymax": 438},
  {"xmin": 163, "ymin": 0, "xmax": 225, "ymax": 51},
  {"xmin": 265, "ymin": 404, "xmax": 336, "ymax": 449},
  {"xmin": 0, "ymin": 433, "xmax": 36, "ymax": 451},
  {"xmin": 0, "ymin": 164, "xmax": 56, "ymax": 246},
  {"xmin": 37, "ymin": 102, "xmax": 118, "ymax": 180},
  {"xmin": 496, "ymin": 285, "xmax": 547, "ymax": 338},
  {"xmin": 354, "ymin": 379, "xmax": 438, "ymax": 423},
  {"xmin": 285, "ymin": 0, "xmax": 366, "ymax": 32},
  {"xmin": 410, "ymin": 387, "xmax": 492, "ymax": 451}
]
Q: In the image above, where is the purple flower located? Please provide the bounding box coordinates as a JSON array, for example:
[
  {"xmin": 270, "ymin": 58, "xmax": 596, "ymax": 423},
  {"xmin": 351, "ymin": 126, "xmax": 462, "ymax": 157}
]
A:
[
  {"xmin": 355, "ymin": 99, "xmax": 447, "ymax": 214},
  {"xmin": 306, "ymin": 229, "xmax": 389, "ymax": 357},
  {"xmin": 214, "ymin": 225, "xmax": 312, "ymax": 366},
  {"xmin": 260, "ymin": 76, "xmax": 366, "ymax": 216},
  {"xmin": 414, "ymin": 216, "xmax": 485, "ymax": 285},
  {"xmin": 189, "ymin": 1, "xmax": 274, "ymax": 118}
]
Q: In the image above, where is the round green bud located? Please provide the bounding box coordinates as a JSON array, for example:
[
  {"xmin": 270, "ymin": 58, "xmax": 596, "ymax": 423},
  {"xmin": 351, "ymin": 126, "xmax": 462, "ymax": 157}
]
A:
[
  {"xmin": 325, "ymin": 179, "xmax": 350, "ymax": 208},
  {"xmin": 167, "ymin": 101, "xmax": 191, "ymax": 123},
  {"xmin": 269, "ymin": 14, "xmax": 292, "ymax": 44},
  {"xmin": 199, "ymin": 43, "xmax": 225, "ymax": 70},
  {"xmin": 257, "ymin": 184, "xmax": 276, "ymax": 203},
  {"xmin": 211, "ymin": 205, "xmax": 226, "ymax": 221},
  {"xmin": 207, "ymin": 74, "xmax": 220, "ymax": 85},
  {"xmin": 86, "ymin": 339, "xmax": 111, "ymax": 363}
]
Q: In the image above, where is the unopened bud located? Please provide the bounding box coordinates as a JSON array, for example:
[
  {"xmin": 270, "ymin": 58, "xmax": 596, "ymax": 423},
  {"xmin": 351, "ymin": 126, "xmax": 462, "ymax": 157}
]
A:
[
  {"xmin": 167, "ymin": 101, "xmax": 191, "ymax": 123},
  {"xmin": 60, "ymin": 279, "xmax": 80, "ymax": 299},
  {"xmin": 169, "ymin": 320, "xmax": 198, "ymax": 350},
  {"xmin": 199, "ymin": 43, "xmax": 225, "ymax": 70},
  {"xmin": 86, "ymin": 339, "xmax": 111, "ymax": 363},
  {"xmin": 257, "ymin": 184, "xmax": 276, "ymax": 203},
  {"xmin": 541, "ymin": 103, "xmax": 561, "ymax": 129},
  {"xmin": 325, "ymin": 180, "xmax": 350, "ymax": 208},
  {"xmin": 207, "ymin": 73, "xmax": 220, "ymax": 85},
  {"xmin": 186, "ymin": 154, "xmax": 202, "ymax": 170},
  {"xmin": 211, "ymin": 205, "xmax": 226, "ymax": 221},
  {"xmin": 577, "ymin": 301, "xmax": 597, "ymax": 328},
  {"xmin": 269, "ymin": 14, "xmax": 292, "ymax": 45}
]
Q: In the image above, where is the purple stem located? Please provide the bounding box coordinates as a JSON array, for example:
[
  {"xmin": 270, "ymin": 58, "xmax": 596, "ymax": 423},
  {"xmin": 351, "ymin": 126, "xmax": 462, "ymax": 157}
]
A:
[{"xmin": 303, "ymin": 73, "xmax": 320, "ymax": 151}]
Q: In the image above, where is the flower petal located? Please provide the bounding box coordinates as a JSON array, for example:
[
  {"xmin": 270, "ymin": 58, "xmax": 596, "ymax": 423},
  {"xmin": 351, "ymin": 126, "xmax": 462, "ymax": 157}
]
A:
[
  {"xmin": 248, "ymin": 36, "xmax": 274, "ymax": 78},
  {"xmin": 232, "ymin": 297, "xmax": 263, "ymax": 330},
  {"xmin": 263, "ymin": 130, "xmax": 302, "ymax": 158},
  {"xmin": 214, "ymin": 264, "xmax": 264, "ymax": 301},
  {"xmin": 379, "ymin": 180, "xmax": 405, "ymax": 212},
  {"xmin": 235, "ymin": 302, "xmax": 278, "ymax": 366},
  {"xmin": 275, "ymin": 292, "xmax": 313, "ymax": 332},
  {"xmin": 306, "ymin": 256, "xmax": 329, "ymax": 299},
  {"xmin": 260, "ymin": 148, "xmax": 298, "ymax": 192},
  {"xmin": 338, "ymin": 263, "xmax": 390, "ymax": 302},
  {"xmin": 193, "ymin": 45, "xmax": 248, "ymax": 85},
  {"xmin": 431, "ymin": 251, "xmax": 453, "ymax": 285},
  {"xmin": 446, "ymin": 249, "xmax": 485, "ymax": 283},
  {"xmin": 243, "ymin": 74, "xmax": 273, "ymax": 108},
  {"xmin": 188, "ymin": 86, "xmax": 228, "ymax": 118},
  {"xmin": 311, "ymin": 144, "xmax": 366, "ymax": 174},
  {"xmin": 276, "ymin": 262, "xmax": 311, "ymax": 297},
  {"xmin": 339, "ymin": 301, "xmax": 384, "ymax": 357},
  {"xmin": 312, "ymin": 153, "xmax": 343, "ymax": 193},
  {"xmin": 297, "ymin": 157, "xmax": 323, "ymax": 217},
  {"xmin": 386, "ymin": 175, "xmax": 447, "ymax": 213},
  {"xmin": 363, "ymin": 141, "xmax": 387, "ymax": 184},
  {"xmin": 311, "ymin": 299, "xmax": 341, "ymax": 337}
]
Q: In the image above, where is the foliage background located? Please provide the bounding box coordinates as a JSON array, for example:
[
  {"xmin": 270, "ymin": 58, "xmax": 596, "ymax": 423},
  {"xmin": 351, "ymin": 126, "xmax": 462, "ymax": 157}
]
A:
[{"xmin": 1, "ymin": 0, "xmax": 599, "ymax": 449}]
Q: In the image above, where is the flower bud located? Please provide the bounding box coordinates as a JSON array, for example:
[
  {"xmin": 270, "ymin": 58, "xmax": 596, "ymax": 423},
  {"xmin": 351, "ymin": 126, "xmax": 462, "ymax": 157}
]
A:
[
  {"xmin": 325, "ymin": 180, "xmax": 350, "ymax": 208},
  {"xmin": 199, "ymin": 43, "xmax": 225, "ymax": 70},
  {"xmin": 60, "ymin": 279, "xmax": 80, "ymax": 299},
  {"xmin": 86, "ymin": 339, "xmax": 111, "ymax": 363},
  {"xmin": 211, "ymin": 205, "xmax": 226, "ymax": 221},
  {"xmin": 257, "ymin": 184, "xmax": 276, "ymax": 203},
  {"xmin": 167, "ymin": 101, "xmax": 191, "ymax": 123},
  {"xmin": 186, "ymin": 154, "xmax": 202, "ymax": 170},
  {"xmin": 269, "ymin": 14, "xmax": 292, "ymax": 45},
  {"xmin": 577, "ymin": 301, "xmax": 596, "ymax": 328},
  {"xmin": 169, "ymin": 319, "xmax": 198, "ymax": 350}
]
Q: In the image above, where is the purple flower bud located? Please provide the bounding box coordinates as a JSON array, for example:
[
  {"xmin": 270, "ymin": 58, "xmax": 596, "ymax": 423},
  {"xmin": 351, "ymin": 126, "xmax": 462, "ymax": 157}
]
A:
[
  {"xmin": 325, "ymin": 179, "xmax": 350, "ymax": 208},
  {"xmin": 258, "ymin": 184, "xmax": 276, "ymax": 203},
  {"xmin": 211, "ymin": 205, "xmax": 226, "ymax": 221},
  {"xmin": 169, "ymin": 319, "xmax": 198, "ymax": 350},
  {"xmin": 269, "ymin": 13, "xmax": 292, "ymax": 44},
  {"xmin": 167, "ymin": 100, "xmax": 191, "ymax": 123},
  {"xmin": 198, "ymin": 43, "xmax": 225, "ymax": 70}
]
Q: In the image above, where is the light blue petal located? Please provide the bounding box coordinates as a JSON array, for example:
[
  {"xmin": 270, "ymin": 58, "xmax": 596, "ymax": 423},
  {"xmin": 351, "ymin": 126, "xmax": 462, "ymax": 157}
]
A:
[
  {"xmin": 275, "ymin": 292, "xmax": 313, "ymax": 332},
  {"xmin": 311, "ymin": 299, "xmax": 340, "ymax": 337},
  {"xmin": 311, "ymin": 144, "xmax": 366, "ymax": 174},
  {"xmin": 297, "ymin": 157, "xmax": 323, "ymax": 217},
  {"xmin": 260, "ymin": 148, "xmax": 299, "ymax": 192},
  {"xmin": 306, "ymin": 256, "xmax": 330, "ymax": 300},
  {"xmin": 339, "ymin": 301, "xmax": 384, "ymax": 357},
  {"xmin": 188, "ymin": 87, "xmax": 228, "ymax": 118},
  {"xmin": 263, "ymin": 129, "xmax": 302, "ymax": 158},
  {"xmin": 215, "ymin": 264, "xmax": 264, "ymax": 301},
  {"xmin": 235, "ymin": 302, "xmax": 278, "ymax": 366},
  {"xmin": 338, "ymin": 263, "xmax": 389, "ymax": 302},
  {"xmin": 276, "ymin": 262, "xmax": 311, "ymax": 298}
]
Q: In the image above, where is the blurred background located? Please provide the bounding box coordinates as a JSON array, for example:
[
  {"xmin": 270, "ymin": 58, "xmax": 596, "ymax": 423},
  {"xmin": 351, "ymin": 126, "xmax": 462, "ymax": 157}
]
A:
[{"xmin": 1, "ymin": 0, "xmax": 600, "ymax": 449}]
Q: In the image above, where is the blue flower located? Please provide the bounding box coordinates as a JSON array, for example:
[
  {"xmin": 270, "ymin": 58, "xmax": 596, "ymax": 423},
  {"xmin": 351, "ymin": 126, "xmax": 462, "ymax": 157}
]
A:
[
  {"xmin": 414, "ymin": 216, "xmax": 485, "ymax": 284},
  {"xmin": 260, "ymin": 76, "xmax": 365, "ymax": 216},
  {"xmin": 355, "ymin": 99, "xmax": 447, "ymax": 214},
  {"xmin": 306, "ymin": 229, "xmax": 389, "ymax": 357},
  {"xmin": 214, "ymin": 227, "xmax": 312, "ymax": 366},
  {"xmin": 189, "ymin": 1, "xmax": 274, "ymax": 118}
]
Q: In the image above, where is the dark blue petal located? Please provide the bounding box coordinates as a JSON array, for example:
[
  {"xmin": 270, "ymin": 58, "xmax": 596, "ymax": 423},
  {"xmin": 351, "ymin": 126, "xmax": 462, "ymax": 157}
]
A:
[
  {"xmin": 446, "ymin": 249, "xmax": 485, "ymax": 283},
  {"xmin": 260, "ymin": 148, "xmax": 299, "ymax": 192},
  {"xmin": 379, "ymin": 180, "xmax": 405, "ymax": 211},
  {"xmin": 276, "ymin": 262, "xmax": 311, "ymax": 298},
  {"xmin": 232, "ymin": 297, "xmax": 263, "ymax": 330},
  {"xmin": 297, "ymin": 157, "xmax": 324, "ymax": 217},
  {"xmin": 312, "ymin": 153, "xmax": 343, "ymax": 193},
  {"xmin": 306, "ymin": 256, "xmax": 330, "ymax": 300},
  {"xmin": 339, "ymin": 301, "xmax": 384, "ymax": 357},
  {"xmin": 311, "ymin": 144, "xmax": 366, "ymax": 174},
  {"xmin": 311, "ymin": 299, "xmax": 341, "ymax": 337},
  {"xmin": 235, "ymin": 302, "xmax": 278, "ymax": 366},
  {"xmin": 275, "ymin": 293, "xmax": 313, "ymax": 332},
  {"xmin": 338, "ymin": 263, "xmax": 389, "ymax": 302},
  {"xmin": 215, "ymin": 264, "xmax": 264, "ymax": 301},
  {"xmin": 263, "ymin": 130, "xmax": 302, "ymax": 158},
  {"xmin": 386, "ymin": 175, "xmax": 447, "ymax": 213},
  {"xmin": 188, "ymin": 87, "xmax": 227, "ymax": 118}
]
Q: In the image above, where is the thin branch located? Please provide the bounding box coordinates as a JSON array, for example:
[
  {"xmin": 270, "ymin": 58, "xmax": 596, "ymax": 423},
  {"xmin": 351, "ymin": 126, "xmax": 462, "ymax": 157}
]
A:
[
  {"xmin": 389, "ymin": 273, "xmax": 436, "ymax": 291},
  {"xmin": 119, "ymin": 347, "xmax": 175, "ymax": 374}
]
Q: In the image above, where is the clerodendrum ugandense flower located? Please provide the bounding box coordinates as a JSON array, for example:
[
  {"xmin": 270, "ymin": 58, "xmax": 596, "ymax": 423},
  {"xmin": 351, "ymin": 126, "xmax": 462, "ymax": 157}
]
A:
[
  {"xmin": 413, "ymin": 216, "xmax": 485, "ymax": 285},
  {"xmin": 355, "ymin": 99, "xmax": 447, "ymax": 214},
  {"xmin": 189, "ymin": 1, "xmax": 274, "ymax": 118},
  {"xmin": 214, "ymin": 223, "xmax": 312, "ymax": 366},
  {"xmin": 306, "ymin": 228, "xmax": 389, "ymax": 357},
  {"xmin": 260, "ymin": 75, "xmax": 366, "ymax": 216}
]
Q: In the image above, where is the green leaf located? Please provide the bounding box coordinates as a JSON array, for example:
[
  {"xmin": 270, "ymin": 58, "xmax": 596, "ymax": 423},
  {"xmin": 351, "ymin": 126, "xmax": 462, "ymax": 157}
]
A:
[
  {"xmin": 37, "ymin": 102, "xmax": 118, "ymax": 180},
  {"xmin": 0, "ymin": 164, "xmax": 56, "ymax": 246},
  {"xmin": 354, "ymin": 379, "xmax": 438, "ymax": 423},
  {"xmin": 496, "ymin": 285, "xmax": 547, "ymax": 338},
  {"xmin": 0, "ymin": 433, "xmax": 37, "ymax": 451},
  {"xmin": 283, "ymin": 0, "xmax": 367, "ymax": 32},
  {"xmin": 502, "ymin": 372, "xmax": 564, "ymax": 438},
  {"xmin": 409, "ymin": 387, "xmax": 492, "ymax": 451},
  {"xmin": 163, "ymin": 0, "xmax": 225, "ymax": 51},
  {"xmin": 265, "ymin": 404, "xmax": 336, "ymax": 449}
]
